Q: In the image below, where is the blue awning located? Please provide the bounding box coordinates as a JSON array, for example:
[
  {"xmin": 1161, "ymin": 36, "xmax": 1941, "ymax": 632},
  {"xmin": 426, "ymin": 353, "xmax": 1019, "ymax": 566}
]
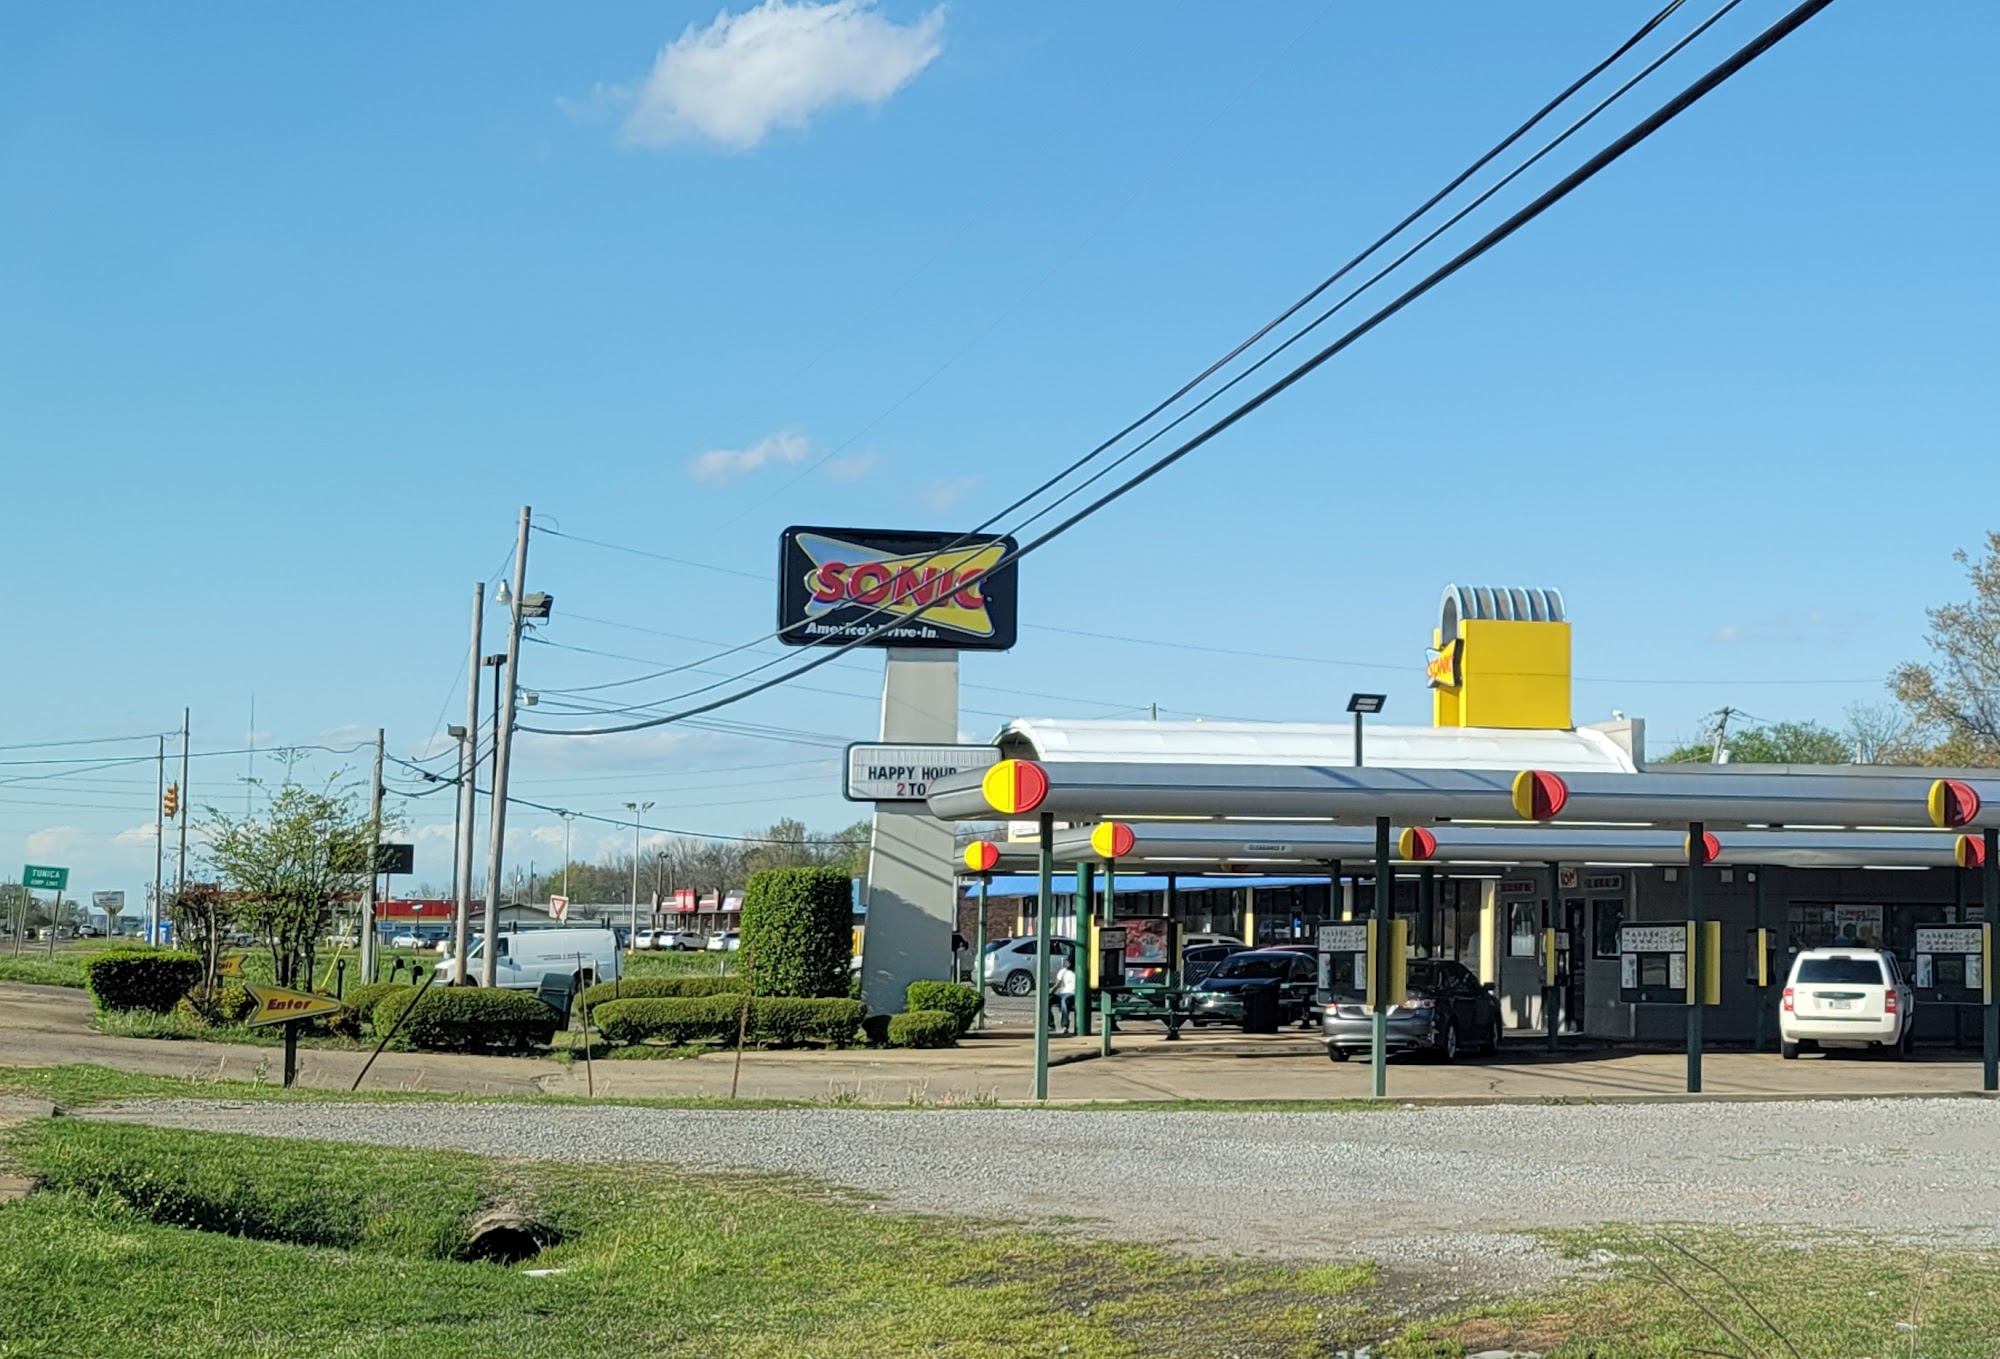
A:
[{"xmin": 964, "ymin": 873, "xmax": 1330, "ymax": 897}]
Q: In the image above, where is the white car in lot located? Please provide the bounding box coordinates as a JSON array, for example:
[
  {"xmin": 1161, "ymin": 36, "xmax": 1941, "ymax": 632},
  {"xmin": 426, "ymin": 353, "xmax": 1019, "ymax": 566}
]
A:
[
  {"xmin": 1781, "ymin": 947, "xmax": 1913, "ymax": 1059},
  {"xmin": 981, "ymin": 936, "xmax": 1076, "ymax": 996},
  {"xmin": 705, "ymin": 930, "xmax": 741, "ymax": 953}
]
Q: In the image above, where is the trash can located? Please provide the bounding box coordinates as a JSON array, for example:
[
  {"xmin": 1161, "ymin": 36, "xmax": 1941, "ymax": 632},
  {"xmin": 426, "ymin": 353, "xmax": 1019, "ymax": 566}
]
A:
[
  {"xmin": 1239, "ymin": 981, "xmax": 1280, "ymax": 1034},
  {"xmin": 535, "ymin": 972, "xmax": 574, "ymax": 1028}
]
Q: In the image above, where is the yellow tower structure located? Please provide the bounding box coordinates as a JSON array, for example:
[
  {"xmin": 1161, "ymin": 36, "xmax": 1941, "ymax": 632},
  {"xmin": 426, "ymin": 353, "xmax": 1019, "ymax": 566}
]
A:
[{"xmin": 1428, "ymin": 585, "xmax": 1572, "ymax": 730}]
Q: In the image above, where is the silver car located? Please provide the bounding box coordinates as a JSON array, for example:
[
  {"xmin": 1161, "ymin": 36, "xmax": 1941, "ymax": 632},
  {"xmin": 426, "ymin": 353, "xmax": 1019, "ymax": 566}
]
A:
[{"xmin": 1321, "ymin": 959, "xmax": 1503, "ymax": 1063}]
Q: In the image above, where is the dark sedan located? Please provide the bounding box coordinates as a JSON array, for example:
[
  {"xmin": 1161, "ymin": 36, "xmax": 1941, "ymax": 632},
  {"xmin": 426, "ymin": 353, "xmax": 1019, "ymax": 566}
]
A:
[
  {"xmin": 1180, "ymin": 942, "xmax": 1247, "ymax": 986},
  {"xmin": 1321, "ymin": 958, "xmax": 1502, "ymax": 1063},
  {"xmin": 1185, "ymin": 950, "xmax": 1317, "ymax": 1027}
]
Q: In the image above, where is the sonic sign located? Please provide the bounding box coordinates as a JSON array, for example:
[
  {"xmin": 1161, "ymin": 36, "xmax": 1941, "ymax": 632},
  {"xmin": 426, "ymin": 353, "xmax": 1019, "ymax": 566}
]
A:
[{"xmin": 778, "ymin": 526, "xmax": 1019, "ymax": 651}]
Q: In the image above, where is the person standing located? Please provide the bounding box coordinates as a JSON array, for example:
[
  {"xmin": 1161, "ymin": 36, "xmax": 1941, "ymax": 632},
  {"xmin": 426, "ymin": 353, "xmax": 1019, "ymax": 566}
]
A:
[{"xmin": 1054, "ymin": 958, "xmax": 1077, "ymax": 1035}]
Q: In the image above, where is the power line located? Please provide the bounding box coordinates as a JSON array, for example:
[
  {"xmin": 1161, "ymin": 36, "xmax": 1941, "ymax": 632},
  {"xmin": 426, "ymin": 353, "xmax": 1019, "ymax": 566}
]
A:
[{"xmin": 522, "ymin": 0, "xmax": 1836, "ymax": 738}]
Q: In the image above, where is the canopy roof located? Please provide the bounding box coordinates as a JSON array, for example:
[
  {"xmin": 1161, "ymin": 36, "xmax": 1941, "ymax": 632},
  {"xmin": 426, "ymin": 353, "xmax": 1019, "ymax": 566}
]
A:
[{"xmin": 993, "ymin": 719, "xmax": 1636, "ymax": 772}]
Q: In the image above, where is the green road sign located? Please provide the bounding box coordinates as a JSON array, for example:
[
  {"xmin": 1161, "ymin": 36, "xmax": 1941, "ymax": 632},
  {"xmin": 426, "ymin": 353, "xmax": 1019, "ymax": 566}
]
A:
[{"xmin": 23, "ymin": 865, "xmax": 68, "ymax": 892}]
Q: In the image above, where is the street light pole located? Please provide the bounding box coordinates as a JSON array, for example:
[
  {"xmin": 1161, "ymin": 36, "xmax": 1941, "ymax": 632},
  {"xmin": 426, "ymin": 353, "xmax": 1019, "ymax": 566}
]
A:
[
  {"xmin": 625, "ymin": 801, "xmax": 654, "ymax": 940},
  {"xmin": 453, "ymin": 581, "xmax": 484, "ymax": 982},
  {"xmin": 479, "ymin": 505, "xmax": 532, "ymax": 988},
  {"xmin": 559, "ymin": 811, "xmax": 576, "ymax": 900},
  {"xmin": 1347, "ymin": 694, "xmax": 1386, "ymax": 767}
]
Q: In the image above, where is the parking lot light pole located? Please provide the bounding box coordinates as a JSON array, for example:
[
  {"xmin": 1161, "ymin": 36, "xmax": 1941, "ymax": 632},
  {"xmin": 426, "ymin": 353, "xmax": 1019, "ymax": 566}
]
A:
[
  {"xmin": 1347, "ymin": 693, "xmax": 1386, "ymax": 768},
  {"xmin": 1985, "ymin": 828, "xmax": 1998, "ymax": 1092},
  {"xmin": 1372, "ymin": 814, "xmax": 1392, "ymax": 1099},
  {"xmin": 625, "ymin": 802, "xmax": 653, "ymax": 941},
  {"xmin": 1687, "ymin": 822, "xmax": 1706, "ymax": 1095},
  {"xmin": 1034, "ymin": 812, "xmax": 1055, "ymax": 1101}
]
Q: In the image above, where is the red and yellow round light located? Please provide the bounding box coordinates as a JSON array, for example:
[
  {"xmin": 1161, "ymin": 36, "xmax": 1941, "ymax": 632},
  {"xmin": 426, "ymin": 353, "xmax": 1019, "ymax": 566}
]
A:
[
  {"xmin": 1398, "ymin": 827, "xmax": 1438, "ymax": 861},
  {"xmin": 1511, "ymin": 770, "xmax": 1567, "ymax": 821},
  {"xmin": 1956, "ymin": 834, "xmax": 1987, "ymax": 870},
  {"xmin": 980, "ymin": 759, "xmax": 1049, "ymax": 815},
  {"xmin": 1685, "ymin": 830, "xmax": 1722, "ymax": 866},
  {"xmin": 963, "ymin": 840, "xmax": 1001, "ymax": 873},
  {"xmin": 1089, "ymin": 821, "xmax": 1136, "ymax": 860},
  {"xmin": 1931, "ymin": 779, "xmax": 1981, "ymax": 829}
]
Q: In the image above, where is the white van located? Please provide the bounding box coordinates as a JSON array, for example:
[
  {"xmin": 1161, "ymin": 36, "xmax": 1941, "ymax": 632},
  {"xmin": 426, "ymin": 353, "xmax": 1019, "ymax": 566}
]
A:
[{"xmin": 432, "ymin": 928, "xmax": 622, "ymax": 991}]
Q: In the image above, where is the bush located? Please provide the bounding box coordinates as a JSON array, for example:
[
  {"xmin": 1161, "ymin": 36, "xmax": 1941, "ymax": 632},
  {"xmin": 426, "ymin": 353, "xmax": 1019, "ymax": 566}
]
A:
[
  {"xmin": 341, "ymin": 982, "xmax": 414, "ymax": 1033},
  {"xmin": 740, "ymin": 867, "xmax": 851, "ymax": 999},
  {"xmin": 593, "ymin": 995, "xmax": 740, "ymax": 1047},
  {"xmin": 752, "ymin": 997, "xmax": 864, "ymax": 1048},
  {"xmin": 399, "ymin": 988, "xmax": 559, "ymax": 1053},
  {"xmin": 592, "ymin": 995, "xmax": 862, "ymax": 1049},
  {"xmin": 212, "ymin": 981, "xmax": 257, "ymax": 1024},
  {"xmin": 83, "ymin": 949, "xmax": 202, "ymax": 1014},
  {"xmin": 886, "ymin": 1010, "xmax": 958, "ymax": 1049},
  {"xmin": 577, "ymin": 974, "xmax": 745, "ymax": 1011},
  {"xmin": 905, "ymin": 981, "xmax": 982, "ymax": 1036}
]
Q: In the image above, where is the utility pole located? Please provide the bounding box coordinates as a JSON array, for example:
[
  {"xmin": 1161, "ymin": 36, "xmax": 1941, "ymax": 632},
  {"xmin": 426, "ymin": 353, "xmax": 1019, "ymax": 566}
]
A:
[
  {"xmin": 153, "ymin": 734, "xmax": 165, "ymax": 944},
  {"xmin": 453, "ymin": 581, "xmax": 484, "ymax": 980},
  {"xmin": 626, "ymin": 802, "xmax": 654, "ymax": 939},
  {"xmin": 559, "ymin": 810, "xmax": 576, "ymax": 900},
  {"xmin": 359, "ymin": 730, "xmax": 384, "ymax": 983},
  {"xmin": 480, "ymin": 506, "xmax": 532, "ymax": 988},
  {"xmin": 175, "ymin": 708, "xmax": 190, "ymax": 896},
  {"xmin": 1710, "ymin": 707, "xmax": 1737, "ymax": 763}
]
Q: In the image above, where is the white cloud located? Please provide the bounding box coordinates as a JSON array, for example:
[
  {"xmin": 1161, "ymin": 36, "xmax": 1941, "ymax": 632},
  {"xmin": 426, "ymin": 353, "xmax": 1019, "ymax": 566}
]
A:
[
  {"xmin": 114, "ymin": 824, "xmax": 159, "ymax": 847},
  {"xmin": 26, "ymin": 826, "xmax": 85, "ymax": 861},
  {"xmin": 620, "ymin": 0, "xmax": 945, "ymax": 151},
  {"xmin": 914, "ymin": 474, "xmax": 979, "ymax": 513},
  {"xmin": 689, "ymin": 430, "xmax": 812, "ymax": 486},
  {"xmin": 822, "ymin": 450, "xmax": 877, "ymax": 481},
  {"xmin": 1707, "ymin": 608, "xmax": 1866, "ymax": 647}
]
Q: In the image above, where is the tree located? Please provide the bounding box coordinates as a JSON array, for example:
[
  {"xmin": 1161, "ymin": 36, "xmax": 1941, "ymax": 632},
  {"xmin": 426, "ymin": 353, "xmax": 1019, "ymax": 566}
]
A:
[
  {"xmin": 1891, "ymin": 531, "xmax": 2000, "ymax": 766},
  {"xmin": 1660, "ymin": 719, "xmax": 1854, "ymax": 765},
  {"xmin": 202, "ymin": 765, "xmax": 388, "ymax": 987},
  {"xmin": 167, "ymin": 881, "xmax": 237, "ymax": 990}
]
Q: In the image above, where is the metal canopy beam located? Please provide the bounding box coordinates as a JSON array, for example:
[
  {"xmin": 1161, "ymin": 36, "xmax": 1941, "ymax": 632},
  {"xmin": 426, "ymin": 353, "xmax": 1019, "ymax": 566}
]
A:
[
  {"xmin": 1515, "ymin": 769, "xmax": 1943, "ymax": 830},
  {"xmin": 926, "ymin": 759, "xmax": 1521, "ymax": 824}
]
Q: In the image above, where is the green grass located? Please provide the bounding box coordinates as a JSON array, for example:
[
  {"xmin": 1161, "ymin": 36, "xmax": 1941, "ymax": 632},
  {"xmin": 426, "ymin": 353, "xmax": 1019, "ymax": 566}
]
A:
[
  {"xmin": 0, "ymin": 1120, "xmax": 1379, "ymax": 1358},
  {"xmin": 622, "ymin": 948, "xmax": 742, "ymax": 979},
  {"xmin": 1388, "ymin": 1225, "xmax": 2000, "ymax": 1358},
  {"xmin": 0, "ymin": 955, "xmax": 87, "ymax": 988}
]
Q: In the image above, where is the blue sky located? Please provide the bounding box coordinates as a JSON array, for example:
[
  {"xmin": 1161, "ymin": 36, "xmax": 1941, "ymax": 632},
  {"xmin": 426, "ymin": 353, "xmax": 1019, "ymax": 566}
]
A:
[{"xmin": 4, "ymin": 1, "xmax": 1995, "ymax": 903}]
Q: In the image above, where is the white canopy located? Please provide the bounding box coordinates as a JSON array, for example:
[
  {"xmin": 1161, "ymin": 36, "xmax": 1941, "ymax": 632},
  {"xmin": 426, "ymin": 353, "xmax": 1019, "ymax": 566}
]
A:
[{"xmin": 993, "ymin": 718, "xmax": 1636, "ymax": 773}]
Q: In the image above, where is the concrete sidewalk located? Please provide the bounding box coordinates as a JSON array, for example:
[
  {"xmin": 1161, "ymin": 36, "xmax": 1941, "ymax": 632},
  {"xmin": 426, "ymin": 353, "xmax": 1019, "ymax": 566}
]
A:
[{"xmin": 5, "ymin": 981, "xmax": 1996, "ymax": 1105}]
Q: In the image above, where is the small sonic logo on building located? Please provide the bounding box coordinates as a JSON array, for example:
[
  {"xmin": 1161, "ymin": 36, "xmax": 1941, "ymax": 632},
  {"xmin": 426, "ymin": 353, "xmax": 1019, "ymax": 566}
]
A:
[
  {"xmin": 778, "ymin": 527, "xmax": 1019, "ymax": 651},
  {"xmin": 1425, "ymin": 638, "xmax": 1463, "ymax": 690}
]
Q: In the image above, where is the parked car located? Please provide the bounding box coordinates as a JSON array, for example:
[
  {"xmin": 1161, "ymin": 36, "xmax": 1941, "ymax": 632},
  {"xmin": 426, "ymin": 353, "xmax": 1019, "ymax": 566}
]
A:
[
  {"xmin": 705, "ymin": 930, "xmax": 742, "ymax": 953},
  {"xmin": 981, "ymin": 936, "xmax": 1077, "ymax": 996},
  {"xmin": 1321, "ymin": 958, "xmax": 1502, "ymax": 1063},
  {"xmin": 632, "ymin": 929, "xmax": 671, "ymax": 951},
  {"xmin": 1180, "ymin": 942, "xmax": 1247, "ymax": 986},
  {"xmin": 1180, "ymin": 932, "xmax": 1244, "ymax": 950},
  {"xmin": 1185, "ymin": 949, "xmax": 1318, "ymax": 1027},
  {"xmin": 433, "ymin": 926, "xmax": 623, "ymax": 991},
  {"xmin": 1781, "ymin": 947, "xmax": 1912, "ymax": 1059},
  {"xmin": 388, "ymin": 930, "xmax": 426, "ymax": 949}
]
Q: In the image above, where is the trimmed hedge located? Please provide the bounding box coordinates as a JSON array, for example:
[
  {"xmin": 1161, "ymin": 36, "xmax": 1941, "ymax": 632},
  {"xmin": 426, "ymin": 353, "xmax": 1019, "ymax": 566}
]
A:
[
  {"xmin": 342, "ymin": 982, "xmax": 414, "ymax": 1033},
  {"xmin": 394, "ymin": 988, "xmax": 559, "ymax": 1052},
  {"xmin": 593, "ymin": 994, "xmax": 863, "ymax": 1049},
  {"xmin": 886, "ymin": 1010, "xmax": 958, "ymax": 1049},
  {"xmin": 577, "ymin": 974, "xmax": 745, "ymax": 1011},
  {"xmin": 83, "ymin": 949, "xmax": 202, "ymax": 1014},
  {"xmin": 740, "ymin": 867, "xmax": 851, "ymax": 998},
  {"xmin": 905, "ymin": 981, "xmax": 982, "ymax": 1036}
]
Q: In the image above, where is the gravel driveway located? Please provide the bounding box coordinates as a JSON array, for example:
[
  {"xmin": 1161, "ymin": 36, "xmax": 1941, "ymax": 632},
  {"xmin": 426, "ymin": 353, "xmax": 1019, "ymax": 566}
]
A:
[{"xmin": 96, "ymin": 1095, "xmax": 2000, "ymax": 1291}]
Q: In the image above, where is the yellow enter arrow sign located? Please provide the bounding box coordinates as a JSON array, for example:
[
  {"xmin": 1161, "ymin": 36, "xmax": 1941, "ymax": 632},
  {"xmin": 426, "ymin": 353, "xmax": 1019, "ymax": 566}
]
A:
[{"xmin": 243, "ymin": 983, "xmax": 343, "ymax": 1028}]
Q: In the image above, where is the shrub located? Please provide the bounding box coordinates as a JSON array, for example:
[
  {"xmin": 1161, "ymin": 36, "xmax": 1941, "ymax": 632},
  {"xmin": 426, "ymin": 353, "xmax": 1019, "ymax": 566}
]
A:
[
  {"xmin": 399, "ymin": 988, "xmax": 559, "ymax": 1053},
  {"xmin": 740, "ymin": 867, "xmax": 851, "ymax": 999},
  {"xmin": 593, "ymin": 995, "xmax": 740, "ymax": 1047},
  {"xmin": 886, "ymin": 1010, "xmax": 958, "ymax": 1049},
  {"xmin": 577, "ymin": 974, "xmax": 744, "ymax": 1011},
  {"xmin": 342, "ymin": 982, "xmax": 414, "ymax": 1033},
  {"xmin": 212, "ymin": 981, "xmax": 257, "ymax": 1024},
  {"xmin": 753, "ymin": 997, "xmax": 864, "ymax": 1048},
  {"xmin": 83, "ymin": 949, "xmax": 202, "ymax": 1014},
  {"xmin": 905, "ymin": 981, "xmax": 982, "ymax": 1035}
]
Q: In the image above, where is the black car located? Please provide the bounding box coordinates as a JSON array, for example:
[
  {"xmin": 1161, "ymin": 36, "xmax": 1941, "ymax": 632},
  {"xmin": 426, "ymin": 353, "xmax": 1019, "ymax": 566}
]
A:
[
  {"xmin": 1185, "ymin": 950, "xmax": 1318, "ymax": 1028},
  {"xmin": 1321, "ymin": 958, "xmax": 1502, "ymax": 1062}
]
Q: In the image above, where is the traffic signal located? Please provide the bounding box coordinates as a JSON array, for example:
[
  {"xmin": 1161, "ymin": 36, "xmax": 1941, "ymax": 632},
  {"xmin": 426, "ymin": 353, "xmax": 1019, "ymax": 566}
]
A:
[{"xmin": 162, "ymin": 783, "xmax": 179, "ymax": 819}]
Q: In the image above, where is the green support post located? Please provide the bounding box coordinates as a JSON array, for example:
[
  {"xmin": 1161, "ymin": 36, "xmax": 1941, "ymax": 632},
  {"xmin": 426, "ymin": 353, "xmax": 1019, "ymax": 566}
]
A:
[
  {"xmin": 1418, "ymin": 867, "xmax": 1436, "ymax": 959},
  {"xmin": 974, "ymin": 874, "xmax": 989, "ymax": 1032},
  {"xmin": 1984, "ymin": 828, "xmax": 1998, "ymax": 1092},
  {"xmin": 1544, "ymin": 861, "xmax": 1560, "ymax": 1053},
  {"xmin": 1034, "ymin": 813, "xmax": 1054, "ymax": 1101},
  {"xmin": 1074, "ymin": 861, "xmax": 1094, "ymax": 1037},
  {"xmin": 1687, "ymin": 821, "xmax": 1705, "ymax": 1095},
  {"xmin": 1102, "ymin": 858, "xmax": 1117, "ymax": 1051},
  {"xmin": 1371, "ymin": 816, "xmax": 1392, "ymax": 1099},
  {"xmin": 1752, "ymin": 870, "xmax": 1768, "ymax": 1054}
]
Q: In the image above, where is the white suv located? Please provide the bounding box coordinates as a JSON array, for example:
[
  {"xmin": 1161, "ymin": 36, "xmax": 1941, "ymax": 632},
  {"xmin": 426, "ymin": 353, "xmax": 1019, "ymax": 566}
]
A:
[{"xmin": 1780, "ymin": 948, "xmax": 1912, "ymax": 1059}]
